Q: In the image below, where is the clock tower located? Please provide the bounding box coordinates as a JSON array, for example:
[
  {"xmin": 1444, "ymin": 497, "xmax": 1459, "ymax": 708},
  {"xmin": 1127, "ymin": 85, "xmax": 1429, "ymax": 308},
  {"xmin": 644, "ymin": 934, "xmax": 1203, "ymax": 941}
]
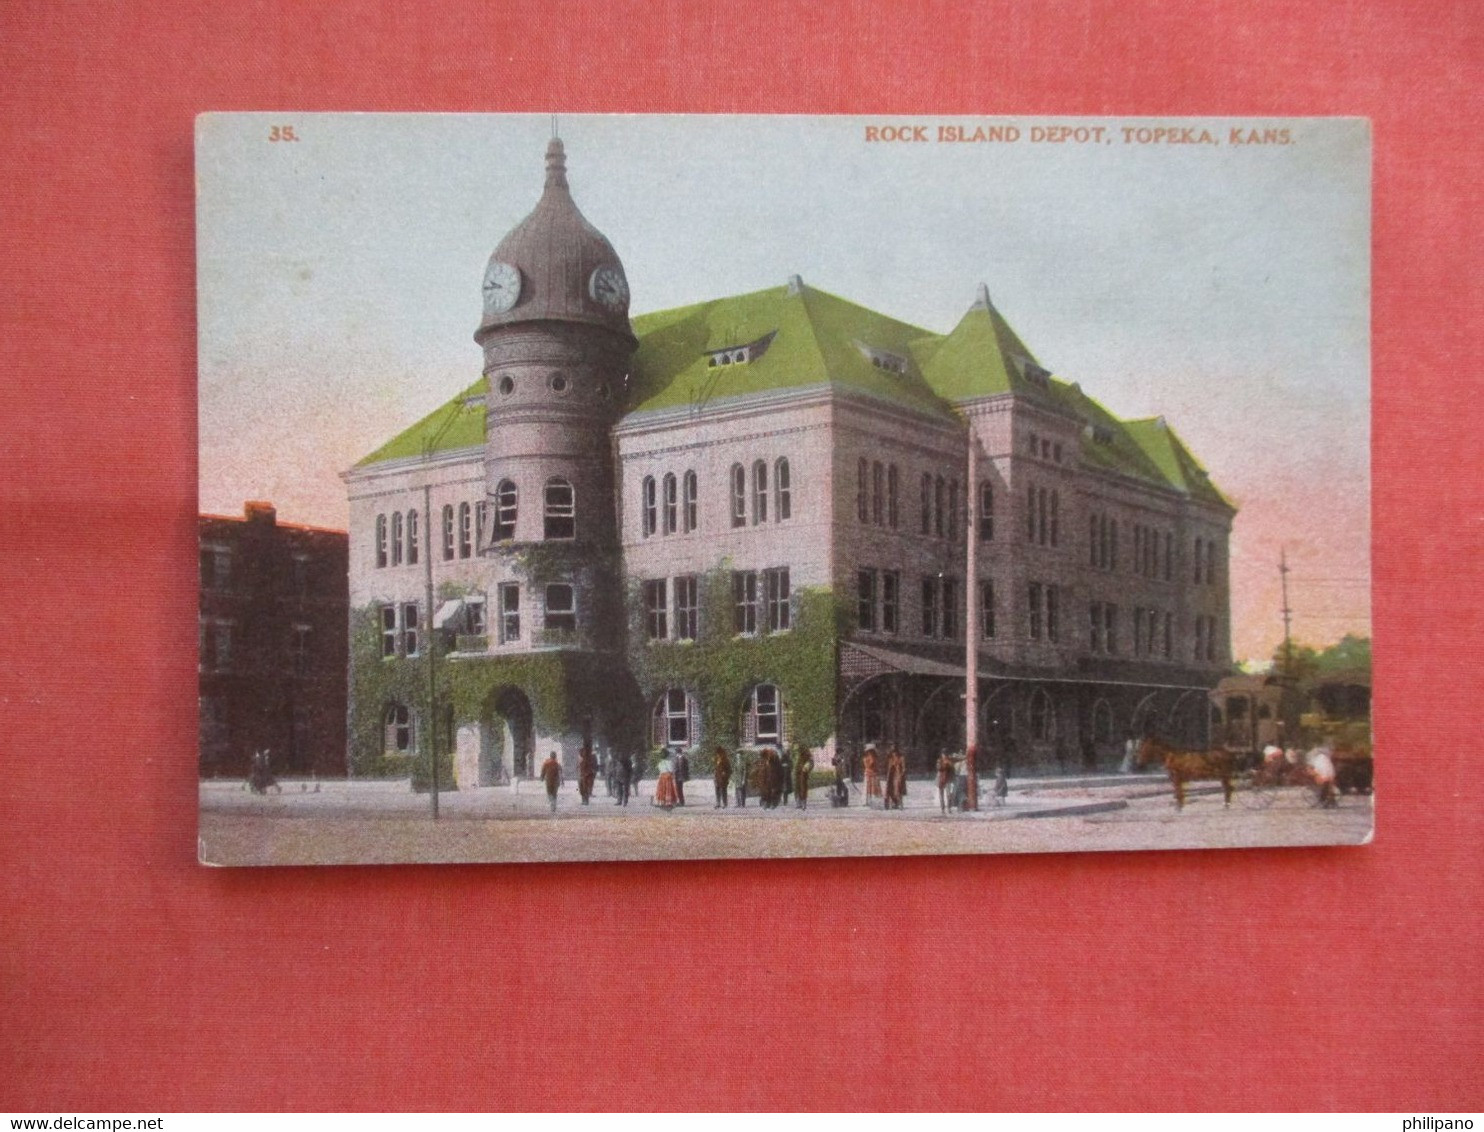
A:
[{"xmin": 473, "ymin": 136, "xmax": 634, "ymax": 705}]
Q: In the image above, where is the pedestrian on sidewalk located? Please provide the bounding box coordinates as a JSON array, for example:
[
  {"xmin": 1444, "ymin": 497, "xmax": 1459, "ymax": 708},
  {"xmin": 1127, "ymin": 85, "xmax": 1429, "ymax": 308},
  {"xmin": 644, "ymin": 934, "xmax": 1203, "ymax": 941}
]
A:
[
  {"xmin": 654, "ymin": 751, "xmax": 678, "ymax": 810},
  {"xmin": 713, "ymin": 746, "xmax": 732, "ymax": 808},
  {"xmin": 578, "ymin": 744, "xmax": 596, "ymax": 805},
  {"xmin": 1120, "ymin": 734, "xmax": 1136, "ymax": 774},
  {"xmin": 993, "ymin": 763, "xmax": 1009, "ymax": 806},
  {"xmin": 615, "ymin": 752, "xmax": 632, "ymax": 807},
  {"xmin": 674, "ymin": 748, "xmax": 690, "ymax": 806},
  {"xmin": 794, "ymin": 746, "xmax": 814, "ymax": 809},
  {"xmin": 540, "ymin": 750, "xmax": 563, "ymax": 813},
  {"xmin": 863, "ymin": 744, "xmax": 880, "ymax": 808},
  {"xmin": 884, "ymin": 746, "xmax": 906, "ymax": 810},
  {"xmin": 780, "ymin": 749, "xmax": 793, "ymax": 808},
  {"xmin": 936, "ymin": 750, "xmax": 955, "ymax": 814}
]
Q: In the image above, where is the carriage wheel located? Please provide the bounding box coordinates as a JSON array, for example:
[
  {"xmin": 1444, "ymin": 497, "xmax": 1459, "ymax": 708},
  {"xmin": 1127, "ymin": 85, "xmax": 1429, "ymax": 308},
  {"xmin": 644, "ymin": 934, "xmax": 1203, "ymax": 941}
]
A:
[{"xmin": 1240, "ymin": 775, "xmax": 1276, "ymax": 809}]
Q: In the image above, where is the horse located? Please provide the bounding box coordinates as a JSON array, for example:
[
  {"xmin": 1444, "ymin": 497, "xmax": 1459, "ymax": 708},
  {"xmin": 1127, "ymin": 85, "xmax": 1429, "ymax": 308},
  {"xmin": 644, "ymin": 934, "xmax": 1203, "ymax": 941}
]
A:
[{"xmin": 1135, "ymin": 737, "xmax": 1236, "ymax": 810}]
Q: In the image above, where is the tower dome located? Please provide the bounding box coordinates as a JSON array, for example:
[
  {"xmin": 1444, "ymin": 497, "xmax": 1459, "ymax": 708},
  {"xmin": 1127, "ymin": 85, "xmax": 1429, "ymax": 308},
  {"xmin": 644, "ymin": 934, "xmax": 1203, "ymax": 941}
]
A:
[{"xmin": 475, "ymin": 138, "xmax": 635, "ymax": 345}]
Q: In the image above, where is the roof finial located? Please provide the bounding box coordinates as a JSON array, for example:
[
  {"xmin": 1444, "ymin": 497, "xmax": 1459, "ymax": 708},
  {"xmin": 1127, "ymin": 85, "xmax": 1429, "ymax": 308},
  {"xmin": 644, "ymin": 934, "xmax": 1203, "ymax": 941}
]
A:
[
  {"xmin": 551, "ymin": 113, "xmax": 558, "ymax": 141},
  {"xmin": 544, "ymin": 134, "xmax": 568, "ymax": 191},
  {"xmin": 786, "ymin": 273, "xmax": 804, "ymax": 296},
  {"xmin": 973, "ymin": 282, "xmax": 992, "ymax": 310}
]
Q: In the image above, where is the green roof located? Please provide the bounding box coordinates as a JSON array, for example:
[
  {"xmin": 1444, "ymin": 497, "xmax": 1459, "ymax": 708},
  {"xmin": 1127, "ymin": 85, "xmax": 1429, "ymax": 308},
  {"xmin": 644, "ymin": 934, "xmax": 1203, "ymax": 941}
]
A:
[
  {"xmin": 626, "ymin": 284, "xmax": 954, "ymax": 420},
  {"xmin": 354, "ymin": 378, "xmax": 487, "ymax": 466},
  {"xmin": 351, "ymin": 284, "xmax": 1230, "ymax": 507}
]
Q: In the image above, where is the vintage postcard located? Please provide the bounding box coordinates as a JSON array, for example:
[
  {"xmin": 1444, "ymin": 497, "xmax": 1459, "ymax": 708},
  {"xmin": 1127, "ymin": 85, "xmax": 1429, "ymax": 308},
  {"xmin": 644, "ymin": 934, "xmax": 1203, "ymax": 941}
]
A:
[{"xmin": 196, "ymin": 114, "xmax": 1372, "ymax": 865}]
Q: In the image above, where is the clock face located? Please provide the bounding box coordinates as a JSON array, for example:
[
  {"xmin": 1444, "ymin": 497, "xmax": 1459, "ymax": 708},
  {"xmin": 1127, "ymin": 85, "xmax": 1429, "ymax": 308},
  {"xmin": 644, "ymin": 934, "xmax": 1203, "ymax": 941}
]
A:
[
  {"xmin": 588, "ymin": 265, "xmax": 629, "ymax": 311},
  {"xmin": 482, "ymin": 261, "xmax": 521, "ymax": 314}
]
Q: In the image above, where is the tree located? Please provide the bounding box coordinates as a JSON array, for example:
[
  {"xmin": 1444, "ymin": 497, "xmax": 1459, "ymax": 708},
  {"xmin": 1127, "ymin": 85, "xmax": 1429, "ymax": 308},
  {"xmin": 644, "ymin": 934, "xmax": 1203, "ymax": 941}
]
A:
[
  {"xmin": 1272, "ymin": 641, "xmax": 1320, "ymax": 682},
  {"xmin": 1316, "ymin": 634, "xmax": 1371, "ymax": 673}
]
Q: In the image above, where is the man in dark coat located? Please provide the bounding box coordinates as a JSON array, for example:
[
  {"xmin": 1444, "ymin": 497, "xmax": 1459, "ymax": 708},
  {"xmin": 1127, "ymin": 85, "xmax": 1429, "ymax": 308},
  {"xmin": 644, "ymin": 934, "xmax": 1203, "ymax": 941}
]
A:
[
  {"xmin": 614, "ymin": 752, "xmax": 631, "ymax": 807},
  {"xmin": 794, "ymin": 746, "xmax": 814, "ymax": 809},
  {"xmin": 674, "ymin": 748, "xmax": 690, "ymax": 806},
  {"xmin": 713, "ymin": 746, "xmax": 732, "ymax": 808},
  {"xmin": 734, "ymin": 748, "xmax": 749, "ymax": 808},
  {"xmin": 540, "ymin": 751, "xmax": 563, "ymax": 813},
  {"xmin": 779, "ymin": 749, "xmax": 793, "ymax": 807},
  {"xmin": 577, "ymin": 745, "xmax": 596, "ymax": 805},
  {"xmin": 936, "ymin": 750, "xmax": 955, "ymax": 814}
]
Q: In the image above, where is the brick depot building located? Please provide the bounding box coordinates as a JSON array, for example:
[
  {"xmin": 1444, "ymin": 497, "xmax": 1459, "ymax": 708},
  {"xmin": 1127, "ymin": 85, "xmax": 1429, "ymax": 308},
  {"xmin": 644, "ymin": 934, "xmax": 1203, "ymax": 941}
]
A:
[
  {"xmin": 199, "ymin": 502, "xmax": 349, "ymax": 778},
  {"xmin": 343, "ymin": 139, "xmax": 1233, "ymax": 785}
]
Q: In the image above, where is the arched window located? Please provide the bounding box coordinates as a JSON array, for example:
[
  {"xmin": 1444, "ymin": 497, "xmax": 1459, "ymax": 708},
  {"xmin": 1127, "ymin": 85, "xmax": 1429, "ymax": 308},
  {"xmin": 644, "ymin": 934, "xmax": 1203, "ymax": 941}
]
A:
[
  {"xmin": 390, "ymin": 512, "xmax": 404, "ymax": 566},
  {"xmin": 441, "ymin": 504, "xmax": 455, "ymax": 561},
  {"xmin": 773, "ymin": 459, "xmax": 790, "ymax": 522},
  {"xmin": 887, "ymin": 464, "xmax": 899, "ymax": 528},
  {"xmin": 948, "ymin": 480, "xmax": 959, "ymax": 542},
  {"xmin": 651, "ymin": 688, "xmax": 698, "ymax": 749},
  {"xmin": 752, "ymin": 460, "xmax": 768, "ymax": 524},
  {"xmin": 475, "ymin": 500, "xmax": 488, "ymax": 550},
  {"xmin": 407, "ymin": 509, "xmax": 419, "ymax": 565},
  {"xmin": 641, "ymin": 476, "xmax": 657, "ymax": 537},
  {"xmin": 384, "ymin": 702, "xmax": 413, "ymax": 754},
  {"xmin": 1029, "ymin": 688, "xmax": 1054, "ymax": 742},
  {"xmin": 871, "ymin": 461, "xmax": 884, "ymax": 524},
  {"xmin": 1091, "ymin": 699, "xmax": 1114, "ymax": 745},
  {"xmin": 375, "ymin": 514, "xmax": 388, "ymax": 568},
  {"xmin": 1050, "ymin": 490, "xmax": 1059, "ymax": 547},
  {"xmin": 857, "ymin": 458, "xmax": 869, "ymax": 523},
  {"xmin": 979, "ymin": 481, "xmax": 994, "ymax": 542},
  {"xmin": 544, "ymin": 478, "xmax": 575, "ymax": 540},
  {"xmin": 730, "ymin": 464, "xmax": 746, "ymax": 528},
  {"xmin": 494, "ymin": 480, "xmax": 517, "ymax": 541},
  {"xmin": 683, "ymin": 470, "xmax": 698, "ymax": 532},
  {"xmin": 458, "ymin": 502, "xmax": 472, "ymax": 558},
  {"xmin": 663, "ymin": 472, "xmax": 678, "ymax": 535},
  {"xmin": 920, "ymin": 473, "xmax": 932, "ymax": 535},
  {"xmin": 744, "ymin": 684, "xmax": 783, "ymax": 746},
  {"xmin": 934, "ymin": 475, "xmax": 945, "ymax": 538}
]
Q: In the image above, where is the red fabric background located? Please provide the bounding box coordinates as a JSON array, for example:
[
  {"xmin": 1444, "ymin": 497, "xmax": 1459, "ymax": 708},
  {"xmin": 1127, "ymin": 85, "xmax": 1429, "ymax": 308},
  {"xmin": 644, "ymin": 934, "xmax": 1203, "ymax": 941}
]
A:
[{"xmin": 2, "ymin": 0, "xmax": 1480, "ymax": 1112}]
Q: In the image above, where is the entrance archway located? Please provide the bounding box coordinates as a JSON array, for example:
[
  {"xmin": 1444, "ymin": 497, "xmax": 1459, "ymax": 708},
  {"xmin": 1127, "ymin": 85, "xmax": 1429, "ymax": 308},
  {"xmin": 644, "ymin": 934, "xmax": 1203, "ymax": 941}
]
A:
[{"xmin": 486, "ymin": 686, "xmax": 534, "ymax": 781}]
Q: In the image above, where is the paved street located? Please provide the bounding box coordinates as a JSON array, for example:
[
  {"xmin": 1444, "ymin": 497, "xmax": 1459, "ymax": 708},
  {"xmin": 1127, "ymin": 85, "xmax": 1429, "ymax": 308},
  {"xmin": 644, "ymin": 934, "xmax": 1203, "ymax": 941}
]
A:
[{"xmin": 199, "ymin": 774, "xmax": 1374, "ymax": 865}]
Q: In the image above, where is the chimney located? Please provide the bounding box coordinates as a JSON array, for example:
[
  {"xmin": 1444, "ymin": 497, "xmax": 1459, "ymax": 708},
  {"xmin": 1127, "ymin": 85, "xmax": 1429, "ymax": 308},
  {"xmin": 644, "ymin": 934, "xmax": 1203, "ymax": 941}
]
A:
[{"xmin": 244, "ymin": 501, "xmax": 277, "ymax": 525}]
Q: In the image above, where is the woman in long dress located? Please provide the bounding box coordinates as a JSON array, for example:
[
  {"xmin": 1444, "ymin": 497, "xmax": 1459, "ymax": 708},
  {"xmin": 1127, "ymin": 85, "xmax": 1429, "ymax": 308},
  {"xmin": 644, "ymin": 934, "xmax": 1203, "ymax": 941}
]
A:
[
  {"xmin": 654, "ymin": 752, "xmax": 679, "ymax": 810},
  {"xmin": 863, "ymin": 745, "xmax": 880, "ymax": 807}
]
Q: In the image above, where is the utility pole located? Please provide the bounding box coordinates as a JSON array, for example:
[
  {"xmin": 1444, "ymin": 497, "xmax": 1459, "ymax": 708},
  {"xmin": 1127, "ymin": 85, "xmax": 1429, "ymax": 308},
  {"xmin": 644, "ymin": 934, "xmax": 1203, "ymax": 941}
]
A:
[
  {"xmin": 1279, "ymin": 545, "xmax": 1293, "ymax": 680},
  {"xmin": 964, "ymin": 425, "xmax": 979, "ymax": 811}
]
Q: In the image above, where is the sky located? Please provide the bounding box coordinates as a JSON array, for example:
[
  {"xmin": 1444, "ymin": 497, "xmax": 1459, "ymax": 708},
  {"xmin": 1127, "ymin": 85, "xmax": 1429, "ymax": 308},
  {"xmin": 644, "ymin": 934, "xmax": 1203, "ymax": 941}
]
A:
[{"xmin": 197, "ymin": 113, "xmax": 1371, "ymax": 663}]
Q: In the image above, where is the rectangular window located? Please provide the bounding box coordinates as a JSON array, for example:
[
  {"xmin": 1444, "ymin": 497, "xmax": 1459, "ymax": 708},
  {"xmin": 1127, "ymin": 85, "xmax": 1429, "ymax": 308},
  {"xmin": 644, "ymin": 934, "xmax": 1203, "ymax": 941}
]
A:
[
  {"xmin": 475, "ymin": 501, "xmax": 488, "ymax": 551},
  {"xmin": 979, "ymin": 482, "xmax": 993, "ymax": 542},
  {"xmin": 402, "ymin": 602, "xmax": 419, "ymax": 656},
  {"xmin": 466, "ymin": 596, "xmax": 487, "ymax": 637},
  {"xmin": 644, "ymin": 579, "xmax": 668, "ymax": 640},
  {"xmin": 871, "ymin": 461, "xmax": 884, "ymax": 525},
  {"xmin": 665, "ymin": 688, "xmax": 691, "ymax": 746},
  {"xmin": 1164, "ymin": 613, "xmax": 1173, "ymax": 657},
  {"xmin": 980, "ymin": 579, "xmax": 995, "ymax": 639},
  {"xmin": 1089, "ymin": 601, "xmax": 1103, "ymax": 653},
  {"xmin": 291, "ymin": 624, "xmax": 311, "ymax": 676},
  {"xmin": 674, "ymin": 575, "xmax": 698, "ymax": 641},
  {"xmin": 1027, "ymin": 484, "xmax": 1037, "ymax": 542},
  {"xmin": 732, "ymin": 571, "xmax": 758, "ymax": 635},
  {"xmin": 921, "ymin": 576, "xmax": 939, "ymax": 638},
  {"xmin": 887, "ymin": 464, "xmax": 899, "ymax": 528},
  {"xmin": 1046, "ymin": 584, "xmax": 1059, "ymax": 643},
  {"xmin": 1028, "ymin": 582, "xmax": 1042, "ymax": 640},
  {"xmin": 942, "ymin": 577, "xmax": 959, "ymax": 639},
  {"xmin": 200, "ymin": 546, "xmax": 232, "ymax": 590},
  {"xmin": 495, "ymin": 483, "xmax": 516, "ymax": 541},
  {"xmin": 857, "ymin": 569, "xmax": 878, "ymax": 632},
  {"xmin": 753, "ymin": 684, "xmax": 780, "ymax": 744},
  {"xmin": 882, "ymin": 570, "xmax": 899, "ymax": 634},
  {"xmin": 459, "ymin": 504, "xmax": 473, "ymax": 558},
  {"xmin": 684, "ymin": 471, "xmax": 700, "ymax": 530},
  {"xmin": 498, "ymin": 583, "xmax": 520, "ymax": 643},
  {"xmin": 442, "ymin": 506, "xmax": 455, "ymax": 561},
  {"xmin": 200, "ymin": 619, "xmax": 234, "ymax": 671},
  {"xmin": 1049, "ymin": 490, "xmax": 1059, "ymax": 547},
  {"xmin": 292, "ymin": 552, "xmax": 311, "ymax": 597},
  {"xmin": 921, "ymin": 473, "xmax": 933, "ymax": 536},
  {"xmin": 765, "ymin": 567, "xmax": 791, "ymax": 632},
  {"xmin": 1105, "ymin": 603, "xmax": 1118, "ymax": 655},
  {"xmin": 731, "ymin": 465, "xmax": 746, "ymax": 528},
  {"xmin": 545, "ymin": 584, "xmax": 576, "ymax": 634},
  {"xmin": 544, "ymin": 481, "xmax": 576, "ymax": 540},
  {"xmin": 753, "ymin": 462, "xmax": 768, "ymax": 524},
  {"xmin": 948, "ymin": 480, "xmax": 959, "ymax": 542},
  {"xmin": 857, "ymin": 458, "xmax": 869, "ymax": 523},
  {"xmin": 381, "ymin": 605, "xmax": 398, "ymax": 658},
  {"xmin": 406, "ymin": 513, "xmax": 419, "ymax": 566}
]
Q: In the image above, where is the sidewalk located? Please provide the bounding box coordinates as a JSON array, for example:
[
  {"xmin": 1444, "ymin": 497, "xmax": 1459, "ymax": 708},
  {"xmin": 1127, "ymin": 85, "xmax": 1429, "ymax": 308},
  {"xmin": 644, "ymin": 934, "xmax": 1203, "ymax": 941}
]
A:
[{"xmin": 200, "ymin": 771, "xmax": 1173, "ymax": 821}]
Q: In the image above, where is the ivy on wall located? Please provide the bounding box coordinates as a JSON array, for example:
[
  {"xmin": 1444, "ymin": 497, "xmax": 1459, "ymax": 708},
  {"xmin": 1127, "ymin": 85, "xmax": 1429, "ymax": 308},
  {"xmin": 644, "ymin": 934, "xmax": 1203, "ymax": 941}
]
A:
[{"xmin": 623, "ymin": 568, "xmax": 842, "ymax": 756}]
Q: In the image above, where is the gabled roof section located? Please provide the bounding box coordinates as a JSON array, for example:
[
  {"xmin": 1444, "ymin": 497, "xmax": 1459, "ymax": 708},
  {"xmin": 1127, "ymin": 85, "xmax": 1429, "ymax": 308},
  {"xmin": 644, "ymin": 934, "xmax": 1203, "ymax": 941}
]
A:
[
  {"xmin": 354, "ymin": 378, "xmax": 487, "ymax": 467},
  {"xmin": 1122, "ymin": 416, "xmax": 1231, "ymax": 507},
  {"xmin": 625, "ymin": 282, "xmax": 956, "ymax": 421},
  {"xmin": 920, "ymin": 289, "xmax": 1061, "ymax": 407}
]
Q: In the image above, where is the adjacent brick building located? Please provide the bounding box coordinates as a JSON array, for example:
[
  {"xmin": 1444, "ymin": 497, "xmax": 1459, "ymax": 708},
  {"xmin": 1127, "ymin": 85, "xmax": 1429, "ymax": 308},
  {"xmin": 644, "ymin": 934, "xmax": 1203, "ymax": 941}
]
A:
[
  {"xmin": 199, "ymin": 502, "xmax": 349, "ymax": 778},
  {"xmin": 343, "ymin": 138, "xmax": 1234, "ymax": 785}
]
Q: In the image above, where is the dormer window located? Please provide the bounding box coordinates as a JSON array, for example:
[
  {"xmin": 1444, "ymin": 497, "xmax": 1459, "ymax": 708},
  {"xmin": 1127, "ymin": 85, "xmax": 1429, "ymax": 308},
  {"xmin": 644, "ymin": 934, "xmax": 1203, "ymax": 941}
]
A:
[
  {"xmin": 705, "ymin": 330, "xmax": 777, "ymax": 368},
  {"xmin": 855, "ymin": 342, "xmax": 908, "ymax": 376},
  {"xmin": 1013, "ymin": 355, "xmax": 1051, "ymax": 389}
]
